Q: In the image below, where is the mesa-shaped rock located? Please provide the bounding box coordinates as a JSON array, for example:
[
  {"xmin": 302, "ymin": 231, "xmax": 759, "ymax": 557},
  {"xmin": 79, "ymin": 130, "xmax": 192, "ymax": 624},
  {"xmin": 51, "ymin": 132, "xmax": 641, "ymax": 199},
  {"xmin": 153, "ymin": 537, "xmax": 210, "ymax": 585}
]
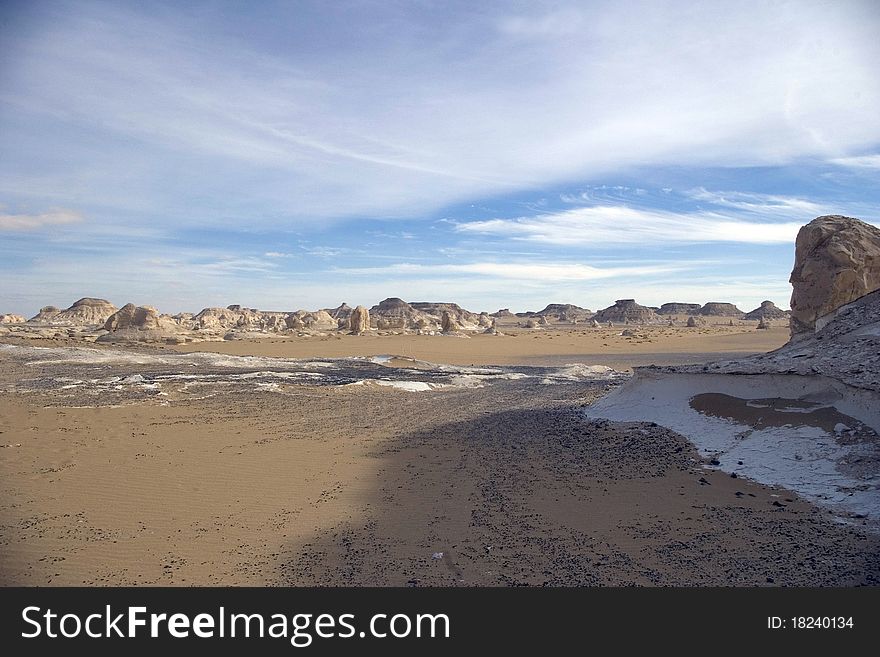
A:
[
  {"xmin": 743, "ymin": 300, "xmax": 789, "ymax": 320},
  {"xmin": 657, "ymin": 302, "xmax": 702, "ymax": 315},
  {"xmin": 699, "ymin": 302, "xmax": 743, "ymax": 317},
  {"xmin": 592, "ymin": 299, "xmax": 657, "ymax": 324}
]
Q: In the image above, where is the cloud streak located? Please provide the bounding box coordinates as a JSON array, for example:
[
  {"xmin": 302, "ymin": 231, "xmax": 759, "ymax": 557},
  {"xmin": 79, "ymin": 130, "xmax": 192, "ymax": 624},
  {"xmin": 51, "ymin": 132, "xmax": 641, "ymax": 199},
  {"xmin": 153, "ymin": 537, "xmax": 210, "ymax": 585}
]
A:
[
  {"xmin": 455, "ymin": 206, "xmax": 805, "ymax": 246},
  {"xmin": 338, "ymin": 261, "xmax": 691, "ymax": 282},
  {"xmin": 0, "ymin": 208, "xmax": 83, "ymax": 231},
  {"xmin": 829, "ymin": 154, "xmax": 880, "ymax": 170}
]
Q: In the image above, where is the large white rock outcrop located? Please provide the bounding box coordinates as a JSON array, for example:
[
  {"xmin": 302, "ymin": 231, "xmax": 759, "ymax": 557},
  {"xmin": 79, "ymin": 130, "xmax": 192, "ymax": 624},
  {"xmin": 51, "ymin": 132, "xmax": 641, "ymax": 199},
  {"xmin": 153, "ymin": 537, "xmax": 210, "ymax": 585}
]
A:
[
  {"xmin": 789, "ymin": 215, "xmax": 880, "ymax": 337},
  {"xmin": 28, "ymin": 298, "xmax": 117, "ymax": 326}
]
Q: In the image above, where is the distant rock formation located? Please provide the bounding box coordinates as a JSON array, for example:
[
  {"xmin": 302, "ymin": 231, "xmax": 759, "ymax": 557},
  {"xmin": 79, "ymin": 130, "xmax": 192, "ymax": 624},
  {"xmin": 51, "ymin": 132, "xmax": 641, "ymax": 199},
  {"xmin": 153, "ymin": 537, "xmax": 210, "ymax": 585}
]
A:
[
  {"xmin": 756, "ymin": 317, "xmax": 771, "ymax": 329},
  {"xmin": 349, "ymin": 305, "xmax": 370, "ymax": 334},
  {"xmin": 743, "ymin": 300, "xmax": 788, "ymax": 320},
  {"xmin": 324, "ymin": 302, "xmax": 353, "ymax": 322},
  {"xmin": 592, "ymin": 299, "xmax": 657, "ymax": 324},
  {"xmin": 0, "ymin": 313, "xmax": 26, "ymax": 324},
  {"xmin": 491, "ymin": 309, "xmax": 515, "ymax": 318},
  {"xmin": 657, "ymin": 302, "xmax": 701, "ymax": 315},
  {"xmin": 411, "ymin": 302, "xmax": 480, "ymax": 327},
  {"xmin": 534, "ymin": 303, "xmax": 593, "ymax": 322},
  {"xmin": 28, "ymin": 306, "xmax": 61, "ymax": 323},
  {"xmin": 286, "ymin": 310, "xmax": 337, "ymax": 331},
  {"xmin": 686, "ymin": 316, "xmax": 698, "ymax": 327},
  {"xmin": 104, "ymin": 303, "xmax": 172, "ymax": 331},
  {"xmin": 29, "ymin": 298, "xmax": 117, "ymax": 326},
  {"xmin": 99, "ymin": 303, "xmax": 183, "ymax": 343},
  {"xmin": 789, "ymin": 215, "xmax": 880, "ymax": 338},
  {"xmin": 369, "ymin": 298, "xmax": 423, "ymax": 329},
  {"xmin": 699, "ymin": 302, "xmax": 743, "ymax": 317}
]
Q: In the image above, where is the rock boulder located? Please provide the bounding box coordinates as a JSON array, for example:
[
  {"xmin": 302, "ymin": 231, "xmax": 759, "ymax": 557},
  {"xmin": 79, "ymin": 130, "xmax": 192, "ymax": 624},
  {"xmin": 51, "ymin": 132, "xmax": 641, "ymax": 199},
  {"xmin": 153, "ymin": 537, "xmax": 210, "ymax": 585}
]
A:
[{"xmin": 789, "ymin": 215, "xmax": 880, "ymax": 337}]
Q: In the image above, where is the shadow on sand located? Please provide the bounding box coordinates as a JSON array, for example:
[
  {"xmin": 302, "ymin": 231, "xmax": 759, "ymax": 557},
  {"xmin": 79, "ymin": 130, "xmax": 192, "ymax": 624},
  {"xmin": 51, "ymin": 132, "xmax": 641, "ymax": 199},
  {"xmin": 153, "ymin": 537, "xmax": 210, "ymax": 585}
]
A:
[{"xmin": 274, "ymin": 404, "xmax": 880, "ymax": 586}]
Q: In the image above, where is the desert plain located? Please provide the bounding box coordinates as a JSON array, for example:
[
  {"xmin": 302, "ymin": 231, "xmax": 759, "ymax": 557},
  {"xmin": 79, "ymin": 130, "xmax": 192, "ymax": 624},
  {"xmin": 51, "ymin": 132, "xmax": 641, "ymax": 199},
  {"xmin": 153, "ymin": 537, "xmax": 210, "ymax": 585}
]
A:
[{"xmin": 2, "ymin": 318, "xmax": 878, "ymax": 586}]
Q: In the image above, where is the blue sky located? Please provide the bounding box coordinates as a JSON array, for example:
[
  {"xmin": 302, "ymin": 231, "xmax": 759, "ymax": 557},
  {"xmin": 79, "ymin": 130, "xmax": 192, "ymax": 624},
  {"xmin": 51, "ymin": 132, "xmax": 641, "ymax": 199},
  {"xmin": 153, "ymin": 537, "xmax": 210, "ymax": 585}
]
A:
[{"xmin": 1, "ymin": 0, "xmax": 879, "ymax": 316}]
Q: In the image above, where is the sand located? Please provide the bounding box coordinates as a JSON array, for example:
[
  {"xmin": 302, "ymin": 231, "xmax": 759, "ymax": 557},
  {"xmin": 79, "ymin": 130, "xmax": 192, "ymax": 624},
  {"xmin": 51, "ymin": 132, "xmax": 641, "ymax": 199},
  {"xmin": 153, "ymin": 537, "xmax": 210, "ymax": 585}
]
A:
[
  {"xmin": 2, "ymin": 325, "xmax": 878, "ymax": 586},
  {"xmin": 169, "ymin": 324, "xmax": 790, "ymax": 368}
]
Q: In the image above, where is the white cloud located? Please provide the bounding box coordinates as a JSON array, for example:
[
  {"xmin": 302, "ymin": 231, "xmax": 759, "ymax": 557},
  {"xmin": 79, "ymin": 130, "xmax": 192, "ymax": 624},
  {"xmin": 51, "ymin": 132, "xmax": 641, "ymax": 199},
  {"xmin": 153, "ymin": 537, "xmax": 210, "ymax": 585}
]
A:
[
  {"xmin": 455, "ymin": 206, "xmax": 805, "ymax": 245},
  {"xmin": 0, "ymin": 208, "xmax": 83, "ymax": 231},
  {"xmin": 2, "ymin": 1, "xmax": 878, "ymax": 222},
  {"xmin": 685, "ymin": 189, "xmax": 825, "ymax": 217},
  {"xmin": 828, "ymin": 154, "xmax": 880, "ymax": 170},
  {"xmin": 339, "ymin": 261, "xmax": 690, "ymax": 281}
]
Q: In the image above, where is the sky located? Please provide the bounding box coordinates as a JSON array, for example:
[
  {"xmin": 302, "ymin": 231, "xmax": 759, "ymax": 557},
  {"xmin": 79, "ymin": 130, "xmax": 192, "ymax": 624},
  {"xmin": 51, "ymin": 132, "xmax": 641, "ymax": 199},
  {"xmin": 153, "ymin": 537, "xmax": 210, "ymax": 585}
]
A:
[{"xmin": 1, "ymin": 0, "xmax": 879, "ymax": 317}]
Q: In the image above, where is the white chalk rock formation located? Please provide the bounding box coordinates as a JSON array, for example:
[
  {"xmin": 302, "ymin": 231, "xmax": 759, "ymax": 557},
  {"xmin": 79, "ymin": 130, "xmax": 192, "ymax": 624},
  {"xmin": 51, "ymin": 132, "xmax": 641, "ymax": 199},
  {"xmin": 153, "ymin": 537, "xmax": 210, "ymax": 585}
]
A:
[
  {"xmin": 349, "ymin": 305, "xmax": 370, "ymax": 334},
  {"xmin": 104, "ymin": 303, "xmax": 174, "ymax": 331},
  {"xmin": 29, "ymin": 298, "xmax": 117, "ymax": 326},
  {"xmin": 789, "ymin": 215, "xmax": 880, "ymax": 338}
]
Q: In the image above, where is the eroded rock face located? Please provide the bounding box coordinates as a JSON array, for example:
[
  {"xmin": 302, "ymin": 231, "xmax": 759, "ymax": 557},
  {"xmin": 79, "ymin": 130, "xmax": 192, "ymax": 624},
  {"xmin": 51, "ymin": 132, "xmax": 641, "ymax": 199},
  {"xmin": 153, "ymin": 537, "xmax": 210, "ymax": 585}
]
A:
[
  {"xmin": 592, "ymin": 299, "xmax": 657, "ymax": 324},
  {"xmin": 789, "ymin": 215, "xmax": 880, "ymax": 337},
  {"xmin": 0, "ymin": 314, "xmax": 26, "ymax": 324},
  {"xmin": 743, "ymin": 300, "xmax": 789, "ymax": 321},
  {"xmin": 349, "ymin": 305, "xmax": 370, "ymax": 334}
]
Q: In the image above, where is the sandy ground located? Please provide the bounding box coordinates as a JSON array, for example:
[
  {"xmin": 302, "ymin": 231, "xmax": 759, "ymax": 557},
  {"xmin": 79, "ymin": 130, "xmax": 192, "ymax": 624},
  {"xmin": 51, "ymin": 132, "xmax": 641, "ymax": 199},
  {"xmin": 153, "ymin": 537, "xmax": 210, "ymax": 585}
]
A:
[
  {"xmin": 1, "ymin": 326, "xmax": 877, "ymax": 586},
  {"xmin": 169, "ymin": 325, "xmax": 791, "ymax": 368}
]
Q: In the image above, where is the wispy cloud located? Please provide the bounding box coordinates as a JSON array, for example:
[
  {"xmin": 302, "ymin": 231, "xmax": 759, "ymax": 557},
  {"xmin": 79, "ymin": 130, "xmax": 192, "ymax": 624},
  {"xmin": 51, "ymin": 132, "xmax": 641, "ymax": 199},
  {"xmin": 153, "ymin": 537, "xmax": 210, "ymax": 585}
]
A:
[
  {"xmin": 828, "ymin": 154, "xmax": 880, "ymax": 170},
  {"xmin": 339, "ymin": 261, "xmax": 690, "ymax": 281},
  {"xmin": 2, "ymin": 2, "xmax": 878, "ymax": 222},
  {"xmin": 0, "ymin": 208, "xmax": 83, "ymax": 231},
  {"xmin": 685, "ymin": 188, "xmax": 825, "ymax": 217},
  {"xmin": 455, "ymin": 206, "xmax": 804, "ymax": 246}
]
